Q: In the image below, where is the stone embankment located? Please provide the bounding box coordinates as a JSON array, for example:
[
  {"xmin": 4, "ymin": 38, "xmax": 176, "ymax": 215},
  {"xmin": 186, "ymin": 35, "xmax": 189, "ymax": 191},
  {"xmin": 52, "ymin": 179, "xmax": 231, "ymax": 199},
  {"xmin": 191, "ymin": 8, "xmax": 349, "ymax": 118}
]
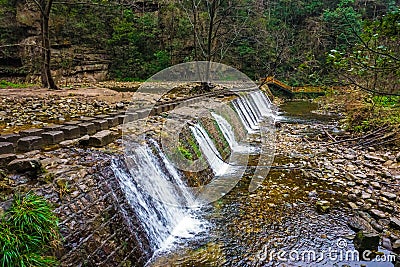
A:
[{"xmin": 0, "ymin": 88, "xmax": 237, "ymax": 266}]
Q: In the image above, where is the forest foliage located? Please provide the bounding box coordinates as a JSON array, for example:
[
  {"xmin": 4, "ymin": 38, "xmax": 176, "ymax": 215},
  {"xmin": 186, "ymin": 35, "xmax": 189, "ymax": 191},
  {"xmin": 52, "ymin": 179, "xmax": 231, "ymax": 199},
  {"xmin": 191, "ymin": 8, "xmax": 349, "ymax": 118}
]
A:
[{"xmin": 0, "ymin": 0, "xmax": 399, "ymax": 93}]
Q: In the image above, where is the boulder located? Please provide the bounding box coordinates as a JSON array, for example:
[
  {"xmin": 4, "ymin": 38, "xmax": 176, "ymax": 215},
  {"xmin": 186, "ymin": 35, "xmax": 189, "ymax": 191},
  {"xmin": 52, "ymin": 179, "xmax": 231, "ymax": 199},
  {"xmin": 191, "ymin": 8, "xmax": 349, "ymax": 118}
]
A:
[{"xmin": 354, "ymin": 231, "xmax": 380, "ymax": 252}]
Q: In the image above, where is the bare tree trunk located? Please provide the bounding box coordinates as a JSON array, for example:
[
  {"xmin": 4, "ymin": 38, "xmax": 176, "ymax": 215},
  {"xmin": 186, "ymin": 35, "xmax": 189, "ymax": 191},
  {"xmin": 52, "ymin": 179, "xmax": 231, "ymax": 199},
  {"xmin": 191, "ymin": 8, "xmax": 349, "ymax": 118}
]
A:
[
  {"xmin": 40, "ymin": 14, "xmax": 58, "ymax": 89},
  {"xmin": 35, "ymin": 0, "xmax": 58, "ymax": 89}
]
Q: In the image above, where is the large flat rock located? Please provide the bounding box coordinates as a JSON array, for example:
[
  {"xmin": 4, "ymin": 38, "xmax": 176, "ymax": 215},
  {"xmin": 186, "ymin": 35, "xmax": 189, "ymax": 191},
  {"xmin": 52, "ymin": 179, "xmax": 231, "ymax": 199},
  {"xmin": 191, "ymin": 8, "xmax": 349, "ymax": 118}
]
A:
[
  {"xmin": 7, "ymin": 158, "xmax": 42, "ymax": 175},
  {"xmin": 0, "ymin": 134, "xmax": 21, "ymax": 145}
]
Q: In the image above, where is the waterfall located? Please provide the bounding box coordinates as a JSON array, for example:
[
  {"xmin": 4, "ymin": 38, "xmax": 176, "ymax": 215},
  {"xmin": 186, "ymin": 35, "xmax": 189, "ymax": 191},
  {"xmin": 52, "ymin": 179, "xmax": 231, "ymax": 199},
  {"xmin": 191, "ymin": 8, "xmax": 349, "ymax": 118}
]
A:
[
  {"xmin": 211, "ymin": 112, "xmax": 253, "ymax": 153},
  {"xmin": 110, "ymin": 89, "xmax": 274, "ymax": 261},
  {"xmin": 111, "ymin": 140, "xmax": 205, "ymax": 252},
  {"xmin": 232, "ymin": 91, "xmax": 276, "ymax": 132},
  {"xmin": 189, "ymin": 124, "xmax": 231, "ymax": 176}
]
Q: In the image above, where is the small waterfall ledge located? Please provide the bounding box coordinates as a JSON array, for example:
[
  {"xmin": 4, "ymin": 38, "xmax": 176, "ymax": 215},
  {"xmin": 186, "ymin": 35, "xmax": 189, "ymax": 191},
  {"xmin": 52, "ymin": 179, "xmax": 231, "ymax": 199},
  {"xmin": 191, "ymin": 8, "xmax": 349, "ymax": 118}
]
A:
[{"xmin": 111, "ymin": 90, "xmax": 275, "ymax": 264}]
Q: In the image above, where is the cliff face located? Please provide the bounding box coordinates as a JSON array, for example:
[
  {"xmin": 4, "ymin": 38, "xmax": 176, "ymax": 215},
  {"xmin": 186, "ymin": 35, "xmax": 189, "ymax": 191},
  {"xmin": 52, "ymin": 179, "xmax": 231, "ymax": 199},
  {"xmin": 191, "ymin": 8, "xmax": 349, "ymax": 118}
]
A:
[{"xmin": 0, "ymin": 0, "xmax": 110, "ymax": 84}]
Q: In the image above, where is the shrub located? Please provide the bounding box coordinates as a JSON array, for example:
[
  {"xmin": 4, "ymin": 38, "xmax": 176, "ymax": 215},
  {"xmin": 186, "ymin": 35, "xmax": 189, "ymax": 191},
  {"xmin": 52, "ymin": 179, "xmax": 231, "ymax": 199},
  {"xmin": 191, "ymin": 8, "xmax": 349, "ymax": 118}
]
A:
[{"xmin": 0, "ymin": 192, "xmax": 60, "ymax": 267}]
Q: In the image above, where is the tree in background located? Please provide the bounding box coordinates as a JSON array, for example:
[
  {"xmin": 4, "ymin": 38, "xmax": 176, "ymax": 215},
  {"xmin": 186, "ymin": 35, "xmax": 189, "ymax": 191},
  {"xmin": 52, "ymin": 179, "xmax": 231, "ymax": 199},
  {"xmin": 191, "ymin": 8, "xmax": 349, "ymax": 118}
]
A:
[
  {"xmin": 328, "ymin": 6, "xmax": 400, "ymax": 95},
  {"xmin": 32, "ymin": 0, "xmax": 58, "ymax": 89}
]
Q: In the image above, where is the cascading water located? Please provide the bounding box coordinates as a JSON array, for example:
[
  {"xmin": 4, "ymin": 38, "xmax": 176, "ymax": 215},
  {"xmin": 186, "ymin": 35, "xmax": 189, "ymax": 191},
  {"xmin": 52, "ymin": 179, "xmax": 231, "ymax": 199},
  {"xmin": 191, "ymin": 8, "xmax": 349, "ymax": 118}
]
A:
[
  {"xmin": 111, "ymin": 89, "xmax": 275, "ymax": 264},
  {"xmin": 232, "ymin": 91, "xmax": 277, "ymax": 132},
  {"xmin": 189, "ymin": 124, "xmax": 232, "ymax": 176},
  {"xmin": 211, "ymin": 112, "xmax": 253, "ymax": 153},
  {"xmin": 111, "ymin": 140, "xmax": 205, "ymax": 252}
]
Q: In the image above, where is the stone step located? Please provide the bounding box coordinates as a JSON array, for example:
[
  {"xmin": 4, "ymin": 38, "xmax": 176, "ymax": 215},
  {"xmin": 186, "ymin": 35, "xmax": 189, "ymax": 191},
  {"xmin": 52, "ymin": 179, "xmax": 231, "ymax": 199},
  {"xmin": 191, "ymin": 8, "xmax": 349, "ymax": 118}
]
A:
[
  {"xmin": 89, "ymin": 130, "xmax": 115, "ymax": 147},
  {"xmin": 78, "ymin": 122, "xmax": 96, "ymax": 135},
  {"xmin": 64, "ymin": 120, "xmax": 82, "ymax": 126},
  {"xmin": 0, "ymin": 142, "xmax": 15, "ymax": 154},
  {"xmin": 0, "ymin": 154, "xmax": 17, "ymax": 167},
  {"xmin": 42, "ymin": 131, "xmax": 65, "ymax": 145},
  {"xmin": 61, "ymin": 125, "xmax": 81, "ymax": 139},
  {"xmin": 92, "ymin": 119, "xmax": 109, "ymax": 131},
  {"xmin": 43, "ymin": 124, "xmax": 63, "ymax": 132},
  {"xmin": 19, "ymin": 128, "xmax": 44, "ymax": 137},
  {"xmin": 0, "ymin": 134, "xmax": 21, "ymax": 146},
  {"xmin": 17, "ymin": 136, "xmax": 43, "ymax": 152},
  {"xmin": 105, "ymin": 117, "xmax": 119, "ymax": 128},
  {"xmin": 80, "ymin": 117, "xmax": 96, "ymax": 122}
]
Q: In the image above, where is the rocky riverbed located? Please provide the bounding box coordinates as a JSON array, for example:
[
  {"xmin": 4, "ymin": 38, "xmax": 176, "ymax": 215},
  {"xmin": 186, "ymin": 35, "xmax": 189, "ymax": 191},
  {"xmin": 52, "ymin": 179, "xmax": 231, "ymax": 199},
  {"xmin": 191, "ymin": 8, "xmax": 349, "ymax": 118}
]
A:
[{"xmin": 274, "ymin": 102, "xmax": 400, "ymax": 260}]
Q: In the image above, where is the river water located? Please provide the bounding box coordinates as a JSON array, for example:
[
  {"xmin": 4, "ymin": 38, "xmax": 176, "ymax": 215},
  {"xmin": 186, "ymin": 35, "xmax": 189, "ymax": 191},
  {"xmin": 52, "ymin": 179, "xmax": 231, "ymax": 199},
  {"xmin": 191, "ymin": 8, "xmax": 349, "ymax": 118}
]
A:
[{"xmin": 121, "ymin": 100, "xmax": 396, "ymax": 266}]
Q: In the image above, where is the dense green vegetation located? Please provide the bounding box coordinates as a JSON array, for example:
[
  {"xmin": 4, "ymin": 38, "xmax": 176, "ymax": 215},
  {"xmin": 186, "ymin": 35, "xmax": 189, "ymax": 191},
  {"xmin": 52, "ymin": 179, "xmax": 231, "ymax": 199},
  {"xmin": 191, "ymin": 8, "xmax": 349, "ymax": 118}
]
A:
[
  {"xmin": 0, "ymin": 0, "xmax": 398, "ymax": 90},
  {"xmin": 0, "ymin": 192, "xmax": 60, "ymax": 267}
]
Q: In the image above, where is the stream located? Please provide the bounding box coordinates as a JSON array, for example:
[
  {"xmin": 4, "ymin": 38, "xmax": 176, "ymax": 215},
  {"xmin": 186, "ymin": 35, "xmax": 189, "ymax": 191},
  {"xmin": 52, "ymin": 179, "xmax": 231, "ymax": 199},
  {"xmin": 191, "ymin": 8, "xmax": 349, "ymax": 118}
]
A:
[{"xmin": 114, "ymin": 98, "xmax": 396, "ymax": 267}]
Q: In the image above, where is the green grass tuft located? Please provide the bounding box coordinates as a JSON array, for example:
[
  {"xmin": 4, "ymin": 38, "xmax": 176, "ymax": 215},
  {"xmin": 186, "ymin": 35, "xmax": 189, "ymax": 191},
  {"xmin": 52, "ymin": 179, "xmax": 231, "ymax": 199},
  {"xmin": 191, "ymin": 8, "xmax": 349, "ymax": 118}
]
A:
[{"xmin": 0, "ymin": 192, "xmax": 60, "ymax": 267}]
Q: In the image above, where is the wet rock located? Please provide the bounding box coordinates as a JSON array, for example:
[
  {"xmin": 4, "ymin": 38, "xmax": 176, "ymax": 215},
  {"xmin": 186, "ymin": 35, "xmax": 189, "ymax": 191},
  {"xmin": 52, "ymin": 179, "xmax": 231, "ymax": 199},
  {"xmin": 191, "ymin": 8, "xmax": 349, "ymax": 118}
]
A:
[
  {"xmin": 381, "ymin": 191, "xmax": 397, "ymax": 200},
  {"xmin": 316, "ymin": 200, "xmax": 331, "ymax": 214},
  {"xmin": 17, "ymin": 136, "xmax": 43, "ymax": 152},
  {"xmin": 354, "ymin": 231, "xmax": 380, "ymax": 252},
  {"xmin": 364, "ymin": 154, "xmax": 386, "ymax": 162},
  {"xmin": 361, "ymin": 191, "xmax": 371, "ymax": 200},
  {"xmin": 393, "ymin": 240, "xmax": 400, "ymax": 251},
  {"xmin": 382, "ymin": 237, "xmax": 392, "ymax": 251},
  {"xmin": 116, "ymin": 102, "xmax": 124, "ymax": 109},
  {"xmin": 369, "ymin": 209, "xmax": 386, "ymax": 219},
  {"xmin": 7, "ymin": 158, "xmax": 42, "ymax": 177},
  {"xmin": 344, "ymin": 154, "xmax": 356, "ymax": 160},
  {"xmin": 0, "ymin": 142, "xmax": 14, "ymax": 154},
  {"xmin": 0, "ymin": 154, "xmax": 17, "ymax": 167},
  {"xmin": 370, "ymin": 182, "xmax": 381, "ymax": 189},
  {"xmin": 348, "ymin": 202, "xmax": 359, "ymax": 210},
  {"xmin": 390, "ymin": 217, "xmax": 400, "ymax": 230},
  {"xmin": 370, "ymin": 220, "xmax": 383, "ymax": 232}
]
